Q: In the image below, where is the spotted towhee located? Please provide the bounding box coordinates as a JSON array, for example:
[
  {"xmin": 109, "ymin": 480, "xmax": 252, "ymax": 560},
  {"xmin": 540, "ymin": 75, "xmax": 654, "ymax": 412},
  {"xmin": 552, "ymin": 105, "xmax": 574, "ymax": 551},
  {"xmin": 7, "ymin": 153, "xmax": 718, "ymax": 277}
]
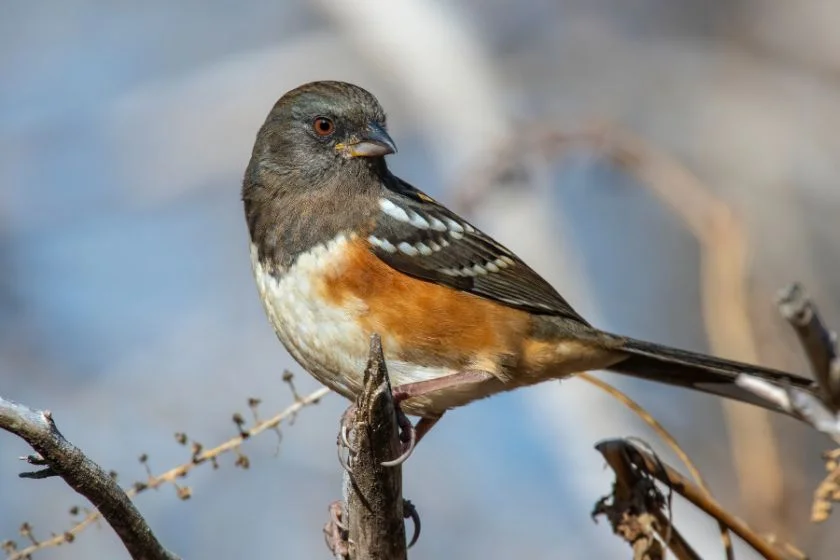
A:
[{"xmin": 242, "ymin": 80, "xmax": 815, "ymax": 452}]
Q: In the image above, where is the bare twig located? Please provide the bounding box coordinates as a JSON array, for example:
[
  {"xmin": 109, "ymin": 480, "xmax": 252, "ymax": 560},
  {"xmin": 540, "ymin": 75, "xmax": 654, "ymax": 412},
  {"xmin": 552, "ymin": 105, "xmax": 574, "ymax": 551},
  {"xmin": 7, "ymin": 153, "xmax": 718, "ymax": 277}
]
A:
[
  {"xmin": 340, "ymin": 334, "xmax": 408, "ymax": 560},
  {"xmin": 776, "ymin": 283, "xmax": 839, "ymax": 402},
  {"xmin": 777, "ymin": 283, "xmax": 840, "ymax": 412},
  {"xmin": 593, "ymin": 437, "xmax": 699, "ymax": 560},
  {"xmin": 778, "ymin": 283, "xmax": 840, "ymax": 413},
  {"xmin": 3, "ymin": 386, "xmax": 329, "ymax": 560},
  {"xmin": 580, "ymin": 373, "xmax": 734, "ymax": 559},
  {"xmin": 735, "ymin": 285, "xmax": 840, "ymax": 441},
  {"xmin": 597, "ymin": 439, "xmax": 794, "ymax": 560},
  {"xmin": 580, "ymin": 374, "xmax": 709, "ymax": 491},
  {"xmin": 0, "ymin": 397, "xmax": 179, "ymax": 560}
]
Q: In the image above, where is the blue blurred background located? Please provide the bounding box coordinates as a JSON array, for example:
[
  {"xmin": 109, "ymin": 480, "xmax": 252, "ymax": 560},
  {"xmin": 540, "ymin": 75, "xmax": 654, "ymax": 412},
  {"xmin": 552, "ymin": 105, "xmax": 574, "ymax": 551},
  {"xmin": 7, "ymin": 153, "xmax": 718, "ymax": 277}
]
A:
[{"xmin": 3, "ymin": 1, "xmax": 840, "ymax": 558}]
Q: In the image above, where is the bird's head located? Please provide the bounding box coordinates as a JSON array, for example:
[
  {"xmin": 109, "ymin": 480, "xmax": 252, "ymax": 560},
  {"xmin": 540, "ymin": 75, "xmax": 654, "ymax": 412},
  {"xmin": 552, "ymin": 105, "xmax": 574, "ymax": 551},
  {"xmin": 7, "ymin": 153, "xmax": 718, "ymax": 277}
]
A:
[{"xmin": 247, "ymin": 81, "xmax": 396, "ymax": 190}]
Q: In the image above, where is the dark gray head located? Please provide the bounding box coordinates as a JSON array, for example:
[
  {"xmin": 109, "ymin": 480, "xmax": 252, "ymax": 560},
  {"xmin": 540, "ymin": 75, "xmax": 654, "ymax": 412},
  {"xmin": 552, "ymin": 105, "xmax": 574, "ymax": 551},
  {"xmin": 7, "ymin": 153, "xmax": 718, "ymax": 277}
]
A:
[
  {"xmin": 243, "ymin": 81, "xmax": 397, "ymax": 270},
  {"xmin": 247, "ymin": 80, "xmax": 396, "ymax": 190}
]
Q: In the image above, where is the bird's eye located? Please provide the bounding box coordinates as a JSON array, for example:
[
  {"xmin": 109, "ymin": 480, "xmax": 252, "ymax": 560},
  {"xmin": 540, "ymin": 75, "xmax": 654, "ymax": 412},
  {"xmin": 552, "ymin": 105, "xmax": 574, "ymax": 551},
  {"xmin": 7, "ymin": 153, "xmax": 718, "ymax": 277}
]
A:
[{"xmin": 312, "ymin": 117, "xmax": 335, "ymax": 137}]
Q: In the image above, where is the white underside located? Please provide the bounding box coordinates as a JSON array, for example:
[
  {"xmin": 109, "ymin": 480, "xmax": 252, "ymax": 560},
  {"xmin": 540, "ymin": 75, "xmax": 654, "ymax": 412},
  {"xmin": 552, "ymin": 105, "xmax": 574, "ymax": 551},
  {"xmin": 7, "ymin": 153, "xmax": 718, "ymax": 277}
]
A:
[{"xmin": 250, "ymin": 235, "xmax": 456, "ymax": 399}]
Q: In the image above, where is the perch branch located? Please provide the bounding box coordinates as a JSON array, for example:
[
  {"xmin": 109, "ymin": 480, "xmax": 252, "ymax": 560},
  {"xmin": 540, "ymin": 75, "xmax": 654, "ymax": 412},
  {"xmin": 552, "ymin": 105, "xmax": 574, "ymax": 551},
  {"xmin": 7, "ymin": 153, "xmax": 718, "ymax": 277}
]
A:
[
  {"xmin": 340, "ymin": 334, "xmax": 408, "ymax": 560},
  {"xmin": 0, "ymin": 397, "xmax": 179, "ymax": 560},
  {"xmin": 3, "ymin": 386, "xmax": 329, "ymax": 560}
]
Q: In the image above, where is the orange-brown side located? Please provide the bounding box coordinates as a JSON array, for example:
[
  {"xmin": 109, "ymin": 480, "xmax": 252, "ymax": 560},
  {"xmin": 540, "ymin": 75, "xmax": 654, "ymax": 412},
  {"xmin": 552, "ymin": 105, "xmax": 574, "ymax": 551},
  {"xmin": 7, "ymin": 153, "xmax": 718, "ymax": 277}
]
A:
[{"xmin": 318, "ymin": 237, "xmax": 533, "ymax": 381}]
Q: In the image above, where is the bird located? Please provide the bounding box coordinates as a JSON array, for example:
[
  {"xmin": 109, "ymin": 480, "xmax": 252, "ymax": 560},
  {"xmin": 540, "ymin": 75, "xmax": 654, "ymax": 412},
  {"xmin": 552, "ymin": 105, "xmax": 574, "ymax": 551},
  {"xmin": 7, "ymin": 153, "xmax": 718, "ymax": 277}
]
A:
[{"xmin": 242, "ymin": 80, "xmax": 815, "ymax": 462}]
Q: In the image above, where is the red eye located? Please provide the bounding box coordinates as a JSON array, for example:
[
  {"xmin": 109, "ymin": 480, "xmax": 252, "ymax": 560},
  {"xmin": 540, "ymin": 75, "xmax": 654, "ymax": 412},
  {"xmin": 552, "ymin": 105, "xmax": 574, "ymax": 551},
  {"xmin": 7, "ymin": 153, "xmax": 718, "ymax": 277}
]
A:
[{"xmin": 312, "ymin": 117, "xmax": 335, "ymax": 136}]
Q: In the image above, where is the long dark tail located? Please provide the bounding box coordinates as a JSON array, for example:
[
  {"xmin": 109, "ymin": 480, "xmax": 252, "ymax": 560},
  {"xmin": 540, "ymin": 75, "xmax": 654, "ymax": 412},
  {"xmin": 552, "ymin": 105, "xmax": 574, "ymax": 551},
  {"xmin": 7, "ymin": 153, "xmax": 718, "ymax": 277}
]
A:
[{"xmin": 607, "ymin": 335, "xmax": 817, "ymax": 414}]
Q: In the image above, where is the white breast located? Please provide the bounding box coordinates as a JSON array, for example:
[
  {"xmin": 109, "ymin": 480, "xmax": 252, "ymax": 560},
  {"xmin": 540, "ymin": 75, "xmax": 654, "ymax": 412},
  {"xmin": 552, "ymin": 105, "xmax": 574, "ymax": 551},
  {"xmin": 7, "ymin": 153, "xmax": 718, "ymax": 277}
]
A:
[{"xmin": 249, "ymin": 234, "xmax": 454, "ymax": 399}]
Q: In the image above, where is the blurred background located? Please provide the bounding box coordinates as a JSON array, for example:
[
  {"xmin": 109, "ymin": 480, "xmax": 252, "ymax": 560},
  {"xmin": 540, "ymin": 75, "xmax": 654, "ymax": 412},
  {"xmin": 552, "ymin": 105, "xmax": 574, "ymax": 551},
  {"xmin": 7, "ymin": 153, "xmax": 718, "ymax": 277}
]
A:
[{"xmin": 2, "ymin": 1, "xmax": 840, "ymax": 558}]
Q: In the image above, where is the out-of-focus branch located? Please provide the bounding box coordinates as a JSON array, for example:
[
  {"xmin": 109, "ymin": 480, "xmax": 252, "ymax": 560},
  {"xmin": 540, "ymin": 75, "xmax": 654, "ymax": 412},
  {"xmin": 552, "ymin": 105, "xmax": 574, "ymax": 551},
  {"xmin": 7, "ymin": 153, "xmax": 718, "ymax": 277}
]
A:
[
  {"xmin": 3, "ymin": 385, "xmax": 329, "ymax": 560},
  {"xmin": 735, "ymin": 284, "xmax": 840, "ymax": 441},
  {"xmin": 0, "ymin": 397, "xmax": 179, "ymax": 560},
  {"xmin": 777, "ymin": 283, "xmax": 840, "ymax": 412},
  {"xmin": 336, "ymin": 335, "xmax": 408, "ymax": 560},
  {"xmin": 576, "ymin": 124, "xmax": 790, "ymax": 530},
  {"xmin": 454, "ymin": 121, "xmax": 791, "ymax": 529},
  {"xmin": 742, "ymin": 283, "xmax": 840, "ymax": 524},
  {"xmin": 596, "ymin": 439, "xmax": 794, "ymax": 560}
]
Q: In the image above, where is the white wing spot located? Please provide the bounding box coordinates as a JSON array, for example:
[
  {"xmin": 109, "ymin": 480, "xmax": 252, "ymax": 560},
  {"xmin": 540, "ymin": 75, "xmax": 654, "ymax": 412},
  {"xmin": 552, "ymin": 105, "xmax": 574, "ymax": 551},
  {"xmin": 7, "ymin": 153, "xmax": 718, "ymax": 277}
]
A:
[
  {"xmin": 428, "ymin": 240, "xmax": 441, "ymax": 252},
  {"xmin": 439, "ymin": 238, "xmax": 450, "ymax": 248},
  {"xmin": 415, "ymin": 242, "xmax": 433, "ymax": 256},
  {"xmin": 397, "ymin": 242, "xmax": 419, "ymax": 256},
  {"xmin": 444, "ymin": 218, "xmax": 464, "ymax": 234},
  {"xmin": 500, "ymin": 256, "xmax": 515, "ymax": 266},
  {"xmin": 485, "ymin": 261, "xmax": 500, "ymax": 273},
  {"xmin": 368, "ymin": 235, "xmax": 397, "ymax": 253},
  {"xmin": 449, "ymin": 230, "xmax": 464, "ymax": 240},
  {"xmin": 439, "ymin": 267, "xmax": 462, "ymax": 277},
  {"xmin": 428, "ymin": 216, "xmax": 447, "ymax": 232},
  {"xmin": 379, "ymin": 199, "xmax": 410, "ymax": 223},
  {"xmin": 407, "ymin": 210, "xmax": 430, "ymax": 229},
  {"xmin": 472, "ymin": 264, "xmax": 488, "ymax": 275},
  {"xmin": 464, "ymin": 223, "xmax": 476, "ymax": 233},
  {"xmin": 494, "ymin": 257, "xmax": 510, "ymax": 269},
  {"xmin": 459, "ymin": 266, "xmax": 476, "ymax": 277}
]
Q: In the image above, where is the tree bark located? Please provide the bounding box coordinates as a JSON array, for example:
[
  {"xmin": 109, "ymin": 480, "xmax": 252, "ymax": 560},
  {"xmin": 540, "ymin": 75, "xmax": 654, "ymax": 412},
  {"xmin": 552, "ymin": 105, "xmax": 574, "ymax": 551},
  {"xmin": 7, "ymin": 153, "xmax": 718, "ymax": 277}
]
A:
[{"xmin": 342, "ymin": 334, "xmax": 408, "ymax": 560}]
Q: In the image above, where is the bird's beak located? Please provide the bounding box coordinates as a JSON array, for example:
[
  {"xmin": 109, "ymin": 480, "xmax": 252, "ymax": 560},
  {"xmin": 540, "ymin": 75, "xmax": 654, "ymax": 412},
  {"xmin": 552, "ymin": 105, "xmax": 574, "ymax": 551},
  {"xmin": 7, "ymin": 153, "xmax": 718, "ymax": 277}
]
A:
[{"xmin": 339, "ymin": 122, "xmax": 397, "ymax": 158}]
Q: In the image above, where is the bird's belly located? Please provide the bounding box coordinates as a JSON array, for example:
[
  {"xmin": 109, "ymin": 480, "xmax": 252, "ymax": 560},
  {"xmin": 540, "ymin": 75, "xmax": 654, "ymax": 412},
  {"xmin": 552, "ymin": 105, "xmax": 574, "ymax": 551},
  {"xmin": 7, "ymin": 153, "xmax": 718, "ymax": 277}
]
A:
[{"xmin": 250, "ymin": 236, "xmax": 457, "ymax": 401}]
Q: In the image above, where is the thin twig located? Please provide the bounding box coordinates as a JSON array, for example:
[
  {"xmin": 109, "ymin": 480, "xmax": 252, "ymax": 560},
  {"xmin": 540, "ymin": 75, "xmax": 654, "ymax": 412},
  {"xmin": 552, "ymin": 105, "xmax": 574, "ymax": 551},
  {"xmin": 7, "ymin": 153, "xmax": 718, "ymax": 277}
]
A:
[
  {"xmin": 735, "ymin": 285, "xmax": 840, "ymax": 441},
  {"xmin": 593, "ymin": 436, "xmax": 698, "ymax": 560},
  {"xmin": 0, "ymin": 398, "xmax": 179, "ymax": 560},
  {"xmin": 580, "ymin": 373, "xmax": 734, "ymax": 559},
  {"xmin": 597, "ymin": 439, "xmax": 793, "ymax": 560},
  {"xmin": 777, "ymin": 283, "xmax": 840, "ymax": 412},
  {"xmin": 4, "ymin": 387, "xmax": 329, "ymax": 560}
]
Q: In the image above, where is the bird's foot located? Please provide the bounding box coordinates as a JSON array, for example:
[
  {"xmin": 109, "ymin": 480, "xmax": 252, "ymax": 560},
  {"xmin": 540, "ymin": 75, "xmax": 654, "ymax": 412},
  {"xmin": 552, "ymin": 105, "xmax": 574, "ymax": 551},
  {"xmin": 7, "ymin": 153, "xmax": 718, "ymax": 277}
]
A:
[
  {"xmin": 336, "ymin": 404, "xmax": 357, "ymax": 473},
  {"xmin": 404, "ymin": 499, "xmax": 421, "ymax": 548},
  {"xmin": 323, "ymin": 500, "xmax": 350, "ymax": 558},
  {"xmin": 381, "ymin": 390, "xmax": 417, "ymax": 467}
]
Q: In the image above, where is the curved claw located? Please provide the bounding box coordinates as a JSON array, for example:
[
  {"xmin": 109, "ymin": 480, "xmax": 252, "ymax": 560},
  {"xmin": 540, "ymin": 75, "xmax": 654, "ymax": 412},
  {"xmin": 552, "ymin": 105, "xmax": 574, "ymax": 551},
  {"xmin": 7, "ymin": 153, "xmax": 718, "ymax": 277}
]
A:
[
  {"xmin": 381, "ymin": 419, "xmax": 416, "ymax": 467},
  {"xmin": 340, "ymin": 424, "xmax": 353, "ymax": 450},
  {"xmin": 337, "ymin": 442, "xmax": 353, "ymax": 474},
  {"xmin": 323, "ymin": 501, "xmax": 350, "ymax": 557},
  {"xmin": 403, "ymin": 499, "xmax": 421, "ymax": 548},
  {"xmin": 329, "ymin": 500, "xmax": 347, "ymax": 531},
  {"xmin": 336, "ymin": 405, "xmax": 358, "ymax": 473}
]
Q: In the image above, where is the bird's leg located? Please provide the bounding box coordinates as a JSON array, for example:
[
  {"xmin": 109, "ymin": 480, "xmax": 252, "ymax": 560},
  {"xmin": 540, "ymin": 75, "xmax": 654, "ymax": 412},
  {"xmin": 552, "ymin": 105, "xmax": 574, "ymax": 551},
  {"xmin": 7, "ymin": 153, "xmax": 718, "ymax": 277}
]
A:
[
  {"xmin": 382, "ymin": 369, "xmax": 495, "ymax": 466},
  {"xmin": 323, "ymin": 500, "xmax": 350, "ymax": 558}
]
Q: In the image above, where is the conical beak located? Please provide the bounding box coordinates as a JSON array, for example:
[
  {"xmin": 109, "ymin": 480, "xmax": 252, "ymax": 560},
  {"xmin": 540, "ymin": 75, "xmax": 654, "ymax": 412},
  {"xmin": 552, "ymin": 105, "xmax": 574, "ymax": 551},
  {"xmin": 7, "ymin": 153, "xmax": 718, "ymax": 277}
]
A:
[{"xmin": 343, "ymin": 122, "xmax": 397, "ymax": 158}]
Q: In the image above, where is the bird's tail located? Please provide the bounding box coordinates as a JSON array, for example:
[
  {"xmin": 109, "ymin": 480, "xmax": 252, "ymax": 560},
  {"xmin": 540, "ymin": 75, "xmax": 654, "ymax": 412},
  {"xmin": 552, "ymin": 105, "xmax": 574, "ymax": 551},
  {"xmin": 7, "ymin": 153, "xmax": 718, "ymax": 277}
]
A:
[{"xmin": 607, "ymin": 335, "xmax": 816, "ymax": 413}]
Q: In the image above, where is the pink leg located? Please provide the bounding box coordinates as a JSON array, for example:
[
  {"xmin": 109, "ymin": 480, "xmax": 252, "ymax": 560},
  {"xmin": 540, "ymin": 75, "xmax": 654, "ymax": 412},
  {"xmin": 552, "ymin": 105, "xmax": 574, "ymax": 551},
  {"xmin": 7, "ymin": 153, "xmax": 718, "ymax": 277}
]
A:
[{"xmin": 382, "ymin": 369, "xmax": 495, "ymax": 467}]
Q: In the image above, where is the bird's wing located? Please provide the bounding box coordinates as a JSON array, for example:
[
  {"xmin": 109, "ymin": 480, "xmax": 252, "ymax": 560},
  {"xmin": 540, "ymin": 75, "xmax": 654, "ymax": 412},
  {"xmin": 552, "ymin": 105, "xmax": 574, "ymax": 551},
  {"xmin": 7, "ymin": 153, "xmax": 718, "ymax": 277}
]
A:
[{"xmin": 367, "ymin": 176, "xmax": 587, "ymax": 322}]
